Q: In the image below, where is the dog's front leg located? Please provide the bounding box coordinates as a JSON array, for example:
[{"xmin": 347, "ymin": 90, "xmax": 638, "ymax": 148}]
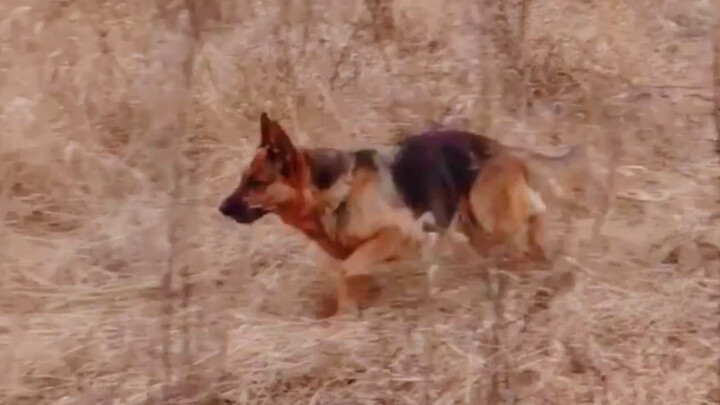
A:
[
  {"xmin": 321, "ymin": 264, "xmax": 354, "ymax": 318},
  {"xmin": 315, "ymin": 262, "xmax": 378, "ymax": 319},
  {"xmin": 314, "ymin": 255, "xmax": 350, "ymax": 319},
  {"xmin": 314, "ymin": 260, "xmax": 385, "ymax": 319},
  {"xmin": 322, "ymin": 227, "xmax": 408, "ymax": 318}
]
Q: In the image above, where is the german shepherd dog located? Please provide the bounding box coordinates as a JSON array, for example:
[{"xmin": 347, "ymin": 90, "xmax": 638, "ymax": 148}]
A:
[{"xmin": 219, "ymin": 113, "xmax": 583, "ymax": 318}]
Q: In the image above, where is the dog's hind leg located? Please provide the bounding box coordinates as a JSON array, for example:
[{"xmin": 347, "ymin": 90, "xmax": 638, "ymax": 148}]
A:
[{"xmin": 467, "ymin": 157, "xmax": 551, "ymax": 269}]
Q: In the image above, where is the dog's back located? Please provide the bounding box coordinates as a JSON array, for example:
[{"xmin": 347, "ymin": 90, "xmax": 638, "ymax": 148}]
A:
[{"xmin": 390, "ymin": 130, "xmax": 501, "ymax": 230}]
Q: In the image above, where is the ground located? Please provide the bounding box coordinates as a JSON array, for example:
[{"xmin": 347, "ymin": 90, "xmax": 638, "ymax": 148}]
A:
[{"xmin": 1, "ymin": 0, "xmax": 719, "ymax": 404}]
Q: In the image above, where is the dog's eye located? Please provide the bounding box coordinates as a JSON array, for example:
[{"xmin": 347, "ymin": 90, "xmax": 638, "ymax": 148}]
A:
[
  {"xmin": 246, "ymin": 178, "xmax": 268, "ymax": 189},
  {"xmin": 266, "ymin": 148, "xmax": 279, "ymax": 161}
]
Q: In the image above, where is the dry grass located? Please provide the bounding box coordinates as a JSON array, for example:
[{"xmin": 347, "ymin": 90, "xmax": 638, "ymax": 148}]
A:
[{"xmin": 1, "ymin": 0, "xmax": 719, "ymax": 404}]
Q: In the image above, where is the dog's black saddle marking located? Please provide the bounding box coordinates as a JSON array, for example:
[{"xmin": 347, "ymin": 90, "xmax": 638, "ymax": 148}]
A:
[{"xmin": 391, "ymin": 130, "xmax": 496, "ymax": 230}]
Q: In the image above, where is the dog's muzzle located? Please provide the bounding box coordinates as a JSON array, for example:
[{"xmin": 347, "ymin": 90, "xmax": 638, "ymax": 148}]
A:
[{"xmin": 219, "ymin": 196, "xmax": 267, "ymax": 224}]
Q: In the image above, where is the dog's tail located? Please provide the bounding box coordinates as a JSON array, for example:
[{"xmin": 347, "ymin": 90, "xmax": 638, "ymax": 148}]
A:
[
  {"xmin": 505, "ymin": 143, "xmax": 587, "ymax": 166},
  {"xmin": 509, "ymin": 143, "xmax": 607, "ymax": 214}
]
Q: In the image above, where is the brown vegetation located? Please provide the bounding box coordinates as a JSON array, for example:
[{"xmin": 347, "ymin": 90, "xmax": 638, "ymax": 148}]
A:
[{"xmin": 0, "ymin": 0, "xmax": 719, "ymax": 404}]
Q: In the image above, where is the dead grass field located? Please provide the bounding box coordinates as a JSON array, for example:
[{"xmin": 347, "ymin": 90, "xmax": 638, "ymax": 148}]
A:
[{"xmin": 1, "ymin": 0, "xmax": 719, "ymax": 404}]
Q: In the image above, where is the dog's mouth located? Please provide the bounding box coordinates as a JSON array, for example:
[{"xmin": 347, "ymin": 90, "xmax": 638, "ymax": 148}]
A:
[
  {"xmin": 228, "ymin": 208, "xmax": 268, "ymax": 224},
  {"xmin": 219, "ymin": 198, "xmax": 269, "ymax": 224}
]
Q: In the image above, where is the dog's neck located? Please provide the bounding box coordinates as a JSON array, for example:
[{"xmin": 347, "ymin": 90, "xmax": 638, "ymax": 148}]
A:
[
  {"xmin": 273, "ymin": 148, "xmax": 355, "ymax": 260},
  {"xmin": 276, "ymin": 208, "xmax": 353, "ymax": 260}
]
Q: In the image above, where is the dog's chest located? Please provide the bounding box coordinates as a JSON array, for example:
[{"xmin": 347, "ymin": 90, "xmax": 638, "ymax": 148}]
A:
[{"xmin": 316, "ymin": 169, "xmax": 416, "ymax": 250}]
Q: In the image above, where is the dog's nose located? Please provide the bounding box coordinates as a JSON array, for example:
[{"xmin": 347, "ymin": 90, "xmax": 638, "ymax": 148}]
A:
[{"xmin": 219, "ymin": 199, "xmax": 232, "ymax": 217}]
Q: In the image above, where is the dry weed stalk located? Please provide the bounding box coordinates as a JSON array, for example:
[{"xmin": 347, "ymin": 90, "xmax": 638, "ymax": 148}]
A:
[
  {"xmin": 712, "ymin": 0, "xmax": 720, "ymax": 395},
  {"xmin": 155, "ymin": 0, "xmax": 211, "ymax": 399},
  {"xmin": 364, "ymin": 0, "xmax": 395, "ymax": 42},
  {"xmin": 714, "ymin": 0, "xmax": 720, "ymax": 151}
]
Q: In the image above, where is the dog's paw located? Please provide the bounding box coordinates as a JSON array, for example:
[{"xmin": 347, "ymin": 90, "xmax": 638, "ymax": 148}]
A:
[
  {"xmin": 315, "ymin": 295, "xmax": 339, "ymax": 319},
  {"xmin": 346, "ymin": 274, "xmax": 382, "ymax": 304}
]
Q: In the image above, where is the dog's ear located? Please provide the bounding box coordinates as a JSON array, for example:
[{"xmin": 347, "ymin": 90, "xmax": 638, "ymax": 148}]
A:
[
  {"xmin": 260, "ymin": 113, "xmax": 294, "ymax": 149},
  {"xmin": 260, "ymin": 112, "xmax": 273, "ymax": 145},
  {"xmin": 259, "ymin": 112, "xmax": 298, "ymax": 176}
]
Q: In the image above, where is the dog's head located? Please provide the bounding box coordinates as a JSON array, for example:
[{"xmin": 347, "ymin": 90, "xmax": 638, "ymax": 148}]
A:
[{"xmin": 219, "ymin": 113, "xmax": 304, "ymax": 224}]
